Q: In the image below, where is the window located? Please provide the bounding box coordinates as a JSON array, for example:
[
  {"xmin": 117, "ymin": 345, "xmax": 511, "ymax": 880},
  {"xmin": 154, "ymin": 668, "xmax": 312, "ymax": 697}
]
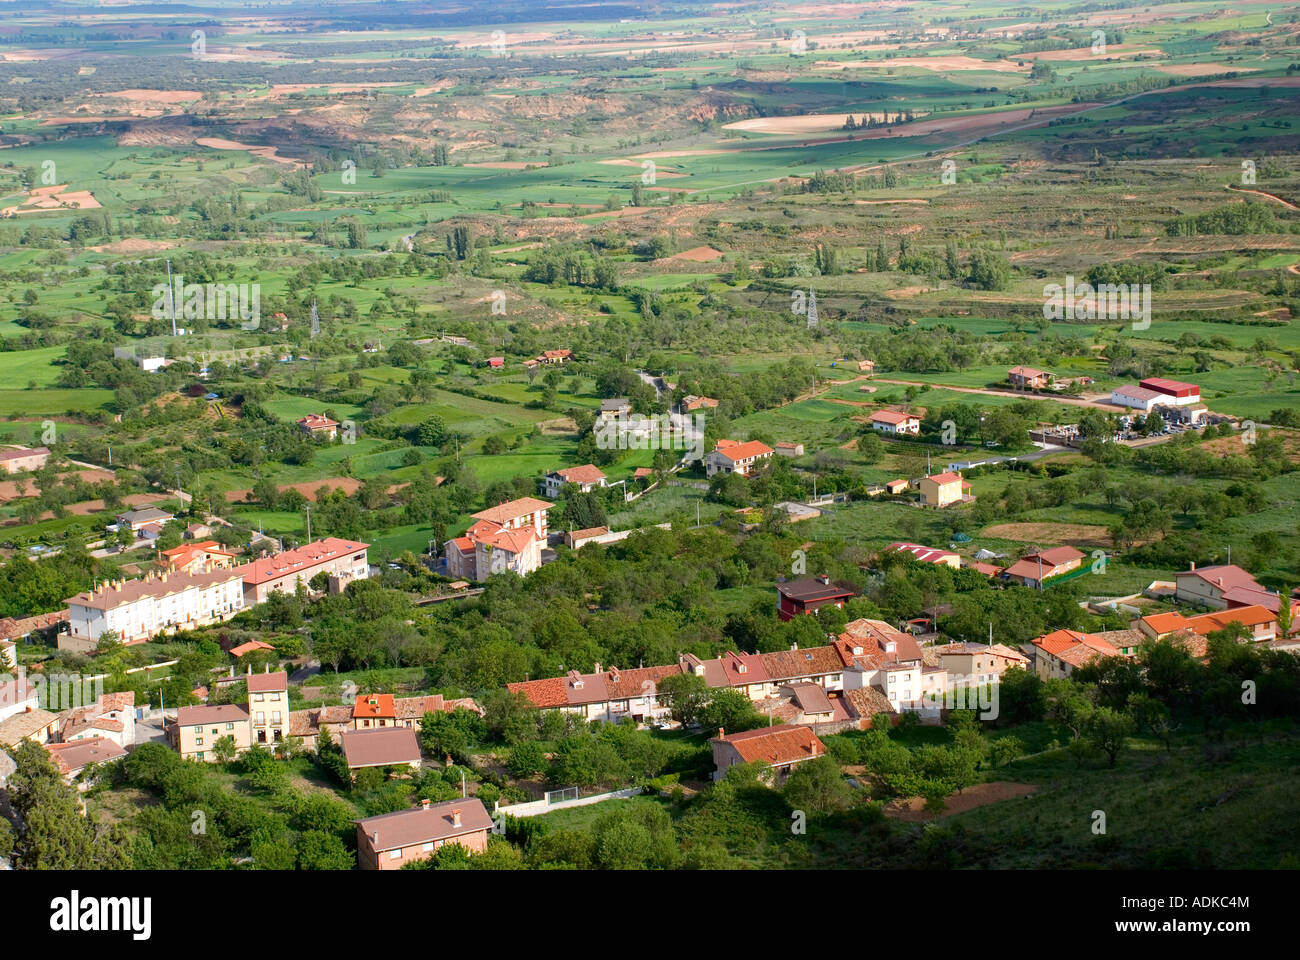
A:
[
  {"xmin": 422, "ymin": 842, "xmax": 434, "ymax": 852},
  {"xmin": 196, "ymin": 737, "xmax": 204, "ymax": 746},
  {"xmin": 256, "ymin": 712, "xmax": 266, "ymax": 725},
  {"xmin": 196, "ymin": 752, "xmax": 203, "ymax": 761},
  {"xmin": 225, "ymin": 722, "xmax": 234, "ymax": 730},
  {"xmin": 389, "ymin": 849, "xmax": 402, "ymax": 860},
  {"xmin": 272, "ymin": 712, "xmax": 281, "ymax": 724},
  {"xmin": 270, "ymin": 692, "xmax": 280, "ymax": 701},
  {"xmin": 193, "ymin": 725, "xmax": 203, "ymax": 733},
  {"xmin": 254, "ymin": 693, "xmax": 264, "ymax": 702}
]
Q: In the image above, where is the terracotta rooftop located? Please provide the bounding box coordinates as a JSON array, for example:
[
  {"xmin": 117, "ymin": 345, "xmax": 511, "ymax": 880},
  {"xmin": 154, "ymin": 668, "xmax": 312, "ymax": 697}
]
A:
[
  {"xmin": 356, "ymin": 798, "xmax": 493, "ymax": 852},
  {"xmin": 241, "ymin": 538, "xmax": 369, "ymax": 586},
  {"xmin": 339, "ymin": 727, "xmax": 421, "ymax": 768},
  {"xmin": 712, "ymin": 723, "xmax": 826, "ymax": 766}
]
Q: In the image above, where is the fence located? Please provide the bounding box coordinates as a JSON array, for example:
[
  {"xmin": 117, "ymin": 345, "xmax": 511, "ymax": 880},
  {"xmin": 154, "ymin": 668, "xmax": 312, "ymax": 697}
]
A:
[{"xmin": 493, "ymin": 785, "xmax": 644, "ymax": 819}]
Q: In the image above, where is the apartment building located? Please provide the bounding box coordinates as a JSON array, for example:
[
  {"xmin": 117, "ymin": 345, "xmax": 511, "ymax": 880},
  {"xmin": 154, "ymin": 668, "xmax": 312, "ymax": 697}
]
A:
[
  {"xmin": 65, "ymin": 567, "xmax": 246, "ymax": 646},
  {"xmin": 241, "ymin": 537, "xmax": 370, "ymax": 606}
]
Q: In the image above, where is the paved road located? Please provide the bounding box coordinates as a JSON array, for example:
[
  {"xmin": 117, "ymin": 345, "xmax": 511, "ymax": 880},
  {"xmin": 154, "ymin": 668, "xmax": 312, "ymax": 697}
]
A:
[{"xmin": 288, "ymin": 660, "xmax": 322, "ymax": 684}]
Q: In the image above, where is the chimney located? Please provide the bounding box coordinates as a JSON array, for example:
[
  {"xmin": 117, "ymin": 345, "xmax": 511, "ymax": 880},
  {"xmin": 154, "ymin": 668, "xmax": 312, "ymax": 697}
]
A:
[
  {"xmin": 818, "ymin": 573, "xmax": 829, "ymax": 585},
  {"xmin": 593, "ymin": 662, "xmax": 601, "ymax": 674},
  {"xmin": 718, "ymin": 727, "xmax": 725, "ymax": 738},
  {"xmin": 420, "ymin": 798, "xmax": 430, "ymax": 810},
  {"xmin": 1190, "ymin": 561, "xmax": 1195, "ymax": 571},
  {"xmin": 452, "ymin": 808, "xmax": 462, "ymax": 828},
  {"xmin": 264, "ymin": 664, "xmax": 269, "ymax": 673},
  {"xmin": 790, "ymin": 642, "xmax": 798, "ymax": 651}
]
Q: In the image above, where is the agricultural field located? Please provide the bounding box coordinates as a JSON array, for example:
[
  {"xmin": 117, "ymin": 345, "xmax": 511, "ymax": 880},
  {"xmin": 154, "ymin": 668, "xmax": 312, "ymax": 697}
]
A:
[{"xmin": 0, "ymin": 0, "xmax": 1297, "ymax": 905}]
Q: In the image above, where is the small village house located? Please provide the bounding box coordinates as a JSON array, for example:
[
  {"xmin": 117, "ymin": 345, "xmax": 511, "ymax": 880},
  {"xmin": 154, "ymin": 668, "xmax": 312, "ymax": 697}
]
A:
[{"xmin": 356, "ymin": 798, "xmax": 492, "ymax": 870}]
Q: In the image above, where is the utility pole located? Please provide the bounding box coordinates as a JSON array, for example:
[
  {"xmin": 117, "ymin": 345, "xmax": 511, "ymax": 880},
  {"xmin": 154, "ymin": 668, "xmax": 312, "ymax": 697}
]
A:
[{"xmin": 305, "ymin": 504, "xmax": 311, "ymax": 543}]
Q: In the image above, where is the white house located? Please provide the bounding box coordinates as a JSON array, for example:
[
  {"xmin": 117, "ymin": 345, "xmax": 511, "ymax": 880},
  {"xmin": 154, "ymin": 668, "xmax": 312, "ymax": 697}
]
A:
[
  {"xmin": 542, "ymin": 464, "xmax": 607, "ymax": 498},
  {"xmin": 869, "ymin": 410, "xmax": 921, "ymax": 436},
  {"xmin": 704, "ymin": 439, "xmax": 774, "ymax": 478}
]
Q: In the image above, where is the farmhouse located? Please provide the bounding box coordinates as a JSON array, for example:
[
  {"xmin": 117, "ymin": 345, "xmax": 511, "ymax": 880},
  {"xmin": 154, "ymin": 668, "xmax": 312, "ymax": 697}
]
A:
[
  {"xmin": 710, "ymin": 724, "xmax": 826, "ymax": 783},
  {"xmin": 1173, "ymin": 562, "xmax": 1263, "ymax": 610},
  {"xmin": 774, "ymin": 441, "xmax": 804, "ymax": 457},
  {"xmin": 704, "ymin": 439, "xmax": 774, "ymax": 477},
  {"xmin": 1001, "ymin": 546, "xmax": 1086, "ymax": 588},
  {"xmin": 599, "ymin": 398, "xmax": 631, "ymax": 420},
  {"xmin": 297, "ymin": 414, "xmax": 339, "ymax": 440},
  {"xmin": 356, "ymin": 798, "xmax": 492, "ymax": 870},
  {"xmin": 857, "ymin": 359, "xmax": 876, "ymax": 373},
  {"xmin": 1008, "ymin": 366, "xmax": 1051, "ymax": 390},
  {"xmin": 677, "ymin": 394, "xmax": 719, "ymax": 413},
  {"xmin": 542, "ymin": 463, "xmax": 607, "ymax": 498},
  {"xmin": 113, "ymin": 507, "xmax": 175, "ymax": 539},
  {"xmin": 776, "ymin": 576, "xmax": 855, "ymax": 621},
  {"xmin": 241, "ymin": 537, "xmax": 370, "ymax": 606},
  {"xmin": 539, "ymin": 349, "xmax": 572, "ymax": 364},
  {"xmin": 869, "ymin": 409, "xmax": 920, "ymax": 436},
  {"xmin": 0, "ymin": 446, "xmax": 50, "ymax": 474},
  {"xmin": 917, "ymin": 471, "xmax": 972, "ymax": 508},
  {"xmin": 885, "ymin": 478, "xmax": 910, "ymax": 495}
]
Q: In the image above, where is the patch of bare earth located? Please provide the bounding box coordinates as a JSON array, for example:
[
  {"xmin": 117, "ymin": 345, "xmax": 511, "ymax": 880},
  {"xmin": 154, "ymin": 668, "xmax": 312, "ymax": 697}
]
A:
[
  {"xmin": 981, "ymin": 522, "xmax": 1113, "ymax": 547},
  {"xmin": 883, "ymin": 781, "xmax": 1037, "ymax": 821}
]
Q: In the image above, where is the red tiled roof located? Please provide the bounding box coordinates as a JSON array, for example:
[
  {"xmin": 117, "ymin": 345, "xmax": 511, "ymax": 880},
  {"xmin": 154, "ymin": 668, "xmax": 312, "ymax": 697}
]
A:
[
  {"xmin": 241, "ymin": 538, "xmax": 369, "ymax": 586},
  {"xmin": 356, "ymin": 798, "xmax": 493, "ymax": 852},
  {"xmin": 713, "ymin": 724, "xmax": 825, "ymax": 766},
  {"xmin": 354, "ymin": 694, "xmax": 396, "ymax": 719},
  {"xmin": 176, "ymin": 704, "xmax": 249, "ymax": 726},
  {"xmin": 1029, "ymin": 546, "xmax": 1085, "ymax": 566},
  {"xmin": 298, "ymin": 414, "xmax": 339, "ymax": 430},
  {"xmin": 471, "ymin": 497, "xmax": 552, "ymax": 526},
  {"xmin": 553, "ymin": 464, "xmax": 606, "ymax": 484},
  {"xmin": 712, "ymin": 440, "xmax": 774, "ymax": 462},
  {"xmin": 507, "ymin": 676, "xmax": 568, "ymax": 709},
  {"xmin": 246, "ymin": 671, "xmax": 287, "ymax": 693},
  {"xmin": 45, "ymin": 737, "xmax": 126, "ymax": 775},
  {"xmin": 229, "ymin": 640, "xmax": 274, "ymax": 658},
  {"xmin": 871, "ymin": 410, "xmax": 916, "ymax": 425},
  {"xmin": 339, "ymin": 727, "xmax": 421, "ymax": 768},
  {"xmin": 925, "ymin": 471, "xmax": 963, "ymax": 485}
]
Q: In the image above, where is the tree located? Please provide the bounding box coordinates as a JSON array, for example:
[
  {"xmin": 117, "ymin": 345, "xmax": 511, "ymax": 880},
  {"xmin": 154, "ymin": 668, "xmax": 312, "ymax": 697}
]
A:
[
  {"xmin": 700, "ymin": 688, "xmax": 763, "ymax": 734},
  {"xmin": 655, "ymin": 672, "xmax": 710, "ymax": 726},
  {"xmin": 783, "ymin": 755, "xmax": 853, "ymax": 814},
  {"xmin": 1086, "ymin": 706, "xmax": 1136, "ymax": 767},
  {"xmin": 5, "ymin": 740, "xmax": 129, "ymax": 869},
  {"xmin": 1044, "ymin": 678, "xmax": 1095, "ymax": 741},
  {"xmin": 212, "ymin": 734, "xmax": 238, "ymax": 764},
  {"xmin": 507, "ymin": 740, "xmax": 547, "ymax": 778},
  {"xmin": 297, "ymin": 829, "xmax": 355, "ymax": 870}
]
